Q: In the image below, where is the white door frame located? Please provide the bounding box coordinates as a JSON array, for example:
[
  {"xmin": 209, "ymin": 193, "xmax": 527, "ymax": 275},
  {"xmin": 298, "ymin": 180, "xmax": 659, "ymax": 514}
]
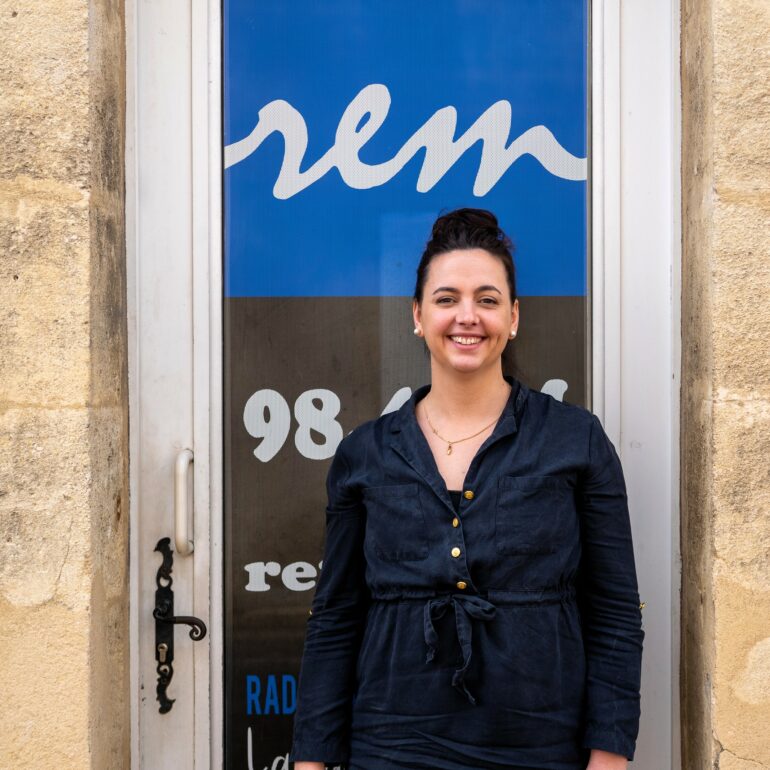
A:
[
  {"xmin": 126, "ymin": 1, "xmax": 681, "ymax": 767},
  {"xmin": 591, "ymin": 3, "xmax": 682, "ymax": 768},
  {"xmin": 127, "ymin": 0, "xmax": 222, "ymax": 767}
]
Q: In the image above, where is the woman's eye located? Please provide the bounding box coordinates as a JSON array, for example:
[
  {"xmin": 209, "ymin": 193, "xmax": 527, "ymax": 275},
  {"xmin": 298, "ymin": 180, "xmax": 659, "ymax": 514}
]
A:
[{"xmin": 436, "ymin": 296, "xmax": 498, "ymax": 305}]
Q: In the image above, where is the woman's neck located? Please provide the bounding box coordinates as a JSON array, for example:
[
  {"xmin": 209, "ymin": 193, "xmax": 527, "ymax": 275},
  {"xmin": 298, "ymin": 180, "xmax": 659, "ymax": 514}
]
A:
[{"xmin": 421, "ymin": 364, "xmax": 511, "ymax": 427}]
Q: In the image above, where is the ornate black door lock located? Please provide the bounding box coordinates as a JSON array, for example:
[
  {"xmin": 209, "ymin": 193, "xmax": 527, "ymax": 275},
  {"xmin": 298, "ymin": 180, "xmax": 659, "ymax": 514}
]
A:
[{"xmin": 153, "ymin": 537, "xmax": 207, "ymax": 713}]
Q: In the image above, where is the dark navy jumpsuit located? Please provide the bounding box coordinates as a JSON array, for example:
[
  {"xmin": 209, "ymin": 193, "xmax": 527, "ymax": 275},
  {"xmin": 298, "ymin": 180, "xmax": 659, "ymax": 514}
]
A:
[{"xmin": 289, "ymin": 375, "xmax": 644, "ymax": 770}]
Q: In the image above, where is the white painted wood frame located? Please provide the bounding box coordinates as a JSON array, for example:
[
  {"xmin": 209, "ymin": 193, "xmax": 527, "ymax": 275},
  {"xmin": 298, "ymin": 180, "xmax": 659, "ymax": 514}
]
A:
[{"xmin": 126, "ymin": 1, "xmax": 681, "ymax": 767}]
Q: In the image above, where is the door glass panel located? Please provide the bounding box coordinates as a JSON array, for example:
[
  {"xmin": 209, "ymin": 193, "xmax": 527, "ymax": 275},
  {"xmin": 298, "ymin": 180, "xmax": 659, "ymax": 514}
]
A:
[{"xmin": 223, "ymin": 2, "xmax": 589, "ymax": 766}]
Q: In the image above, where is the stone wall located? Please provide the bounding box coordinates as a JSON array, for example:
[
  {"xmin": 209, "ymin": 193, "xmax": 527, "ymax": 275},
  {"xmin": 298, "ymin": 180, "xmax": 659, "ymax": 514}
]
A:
[
  {"xmin": 0, "ymin": 0, "xmax": 128, "ymax": 767},
  {"xmin": 680, "ymin": 0, "xmax": 770, "ymax": 768}
]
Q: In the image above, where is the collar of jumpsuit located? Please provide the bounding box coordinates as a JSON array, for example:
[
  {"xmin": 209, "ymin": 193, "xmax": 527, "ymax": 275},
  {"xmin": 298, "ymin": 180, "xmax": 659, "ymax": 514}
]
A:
[{"xmin": 385, "ymin": 374, "xmax": 534, "ymax": 705}]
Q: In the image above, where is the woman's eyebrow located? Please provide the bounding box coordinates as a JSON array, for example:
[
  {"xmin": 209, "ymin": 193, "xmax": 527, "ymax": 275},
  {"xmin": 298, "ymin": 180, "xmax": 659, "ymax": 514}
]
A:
[{"xmin": 432, "ymin": 285, "xmax": 502, "ymax": 295}]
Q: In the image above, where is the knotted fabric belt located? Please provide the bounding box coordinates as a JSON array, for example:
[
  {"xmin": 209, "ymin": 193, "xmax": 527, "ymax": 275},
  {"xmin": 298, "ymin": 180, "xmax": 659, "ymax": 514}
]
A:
[
  {"xmin": 372, "ymin": 583, "xmax": 576, "ymax": 707},
  {"xmin": 423, "ymin": 593, "xmax": 496, "ymax": 705}
]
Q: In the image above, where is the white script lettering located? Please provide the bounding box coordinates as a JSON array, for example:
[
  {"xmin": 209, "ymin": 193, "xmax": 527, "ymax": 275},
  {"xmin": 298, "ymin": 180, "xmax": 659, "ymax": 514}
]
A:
[{"xmin": 225, "ymin": 84, "xmax": 587, "ymax": 197}]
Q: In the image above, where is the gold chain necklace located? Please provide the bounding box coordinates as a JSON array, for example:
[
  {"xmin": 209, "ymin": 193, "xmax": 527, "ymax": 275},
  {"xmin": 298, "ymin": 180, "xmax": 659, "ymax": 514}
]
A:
[{"xmin": 422, "ymin": 400, "xmax": 501, "ymax": 455}]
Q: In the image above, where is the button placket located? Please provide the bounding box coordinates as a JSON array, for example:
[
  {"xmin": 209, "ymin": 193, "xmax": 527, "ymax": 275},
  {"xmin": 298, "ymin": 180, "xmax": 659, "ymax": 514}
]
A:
[
  {"xmin": 449, "ymin": 518, "xmax": 470, "ymax": 591},
  {"xmin": 448, "ymin": 487, "xmax": 473, "ymax": 591}
]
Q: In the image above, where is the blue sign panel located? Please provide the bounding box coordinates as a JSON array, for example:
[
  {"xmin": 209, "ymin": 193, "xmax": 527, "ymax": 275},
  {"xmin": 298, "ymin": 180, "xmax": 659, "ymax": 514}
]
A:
[
  {"xmin": 223, "ymin": 3, "xmax": 589, "ymax": 768},
  {"xmin": 225, "ymin": 0, "xmax": 588, "ymax": 298}
]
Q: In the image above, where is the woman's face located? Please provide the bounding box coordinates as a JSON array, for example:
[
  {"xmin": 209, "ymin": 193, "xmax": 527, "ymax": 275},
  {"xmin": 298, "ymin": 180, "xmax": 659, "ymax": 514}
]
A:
[{"xmin": 412, "ymin": 248, "xmax": 519, "ymax": 376}]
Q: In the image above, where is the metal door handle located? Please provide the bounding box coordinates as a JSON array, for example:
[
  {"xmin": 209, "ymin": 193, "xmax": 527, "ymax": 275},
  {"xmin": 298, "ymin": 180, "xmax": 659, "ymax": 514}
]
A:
[
  {"xmin": 174, "ymin": 448, "xmax": 194, "ymax": 555},
  {"xmin": 153, "ymin": 537, "xmax": 207, "ymax": 713}
]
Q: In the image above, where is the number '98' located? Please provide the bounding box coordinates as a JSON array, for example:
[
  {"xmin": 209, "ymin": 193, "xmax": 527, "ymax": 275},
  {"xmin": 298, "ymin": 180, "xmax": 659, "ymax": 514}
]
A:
[{"xmin": 242, "ymin": 387, "xmax": 413, "ymax": 462}]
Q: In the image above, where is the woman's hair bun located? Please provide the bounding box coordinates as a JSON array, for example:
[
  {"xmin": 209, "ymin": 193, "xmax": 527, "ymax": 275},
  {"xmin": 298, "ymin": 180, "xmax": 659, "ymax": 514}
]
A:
[{"xmin": 427, "ymin": 208, "xmax": 512, "ymax": 254}]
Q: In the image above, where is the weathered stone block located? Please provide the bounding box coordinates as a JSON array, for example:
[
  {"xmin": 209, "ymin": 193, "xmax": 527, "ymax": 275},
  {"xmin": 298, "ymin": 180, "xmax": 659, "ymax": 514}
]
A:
[
  {"xmin": 0, "ymin": 2, "xmax": 89, "ymax": 185},
  {"xmin": 0, "ymin": 407, "xmax": 92, "ymax": 610},
  {"xmin": 0, "ymin": 600, "xmax": 90, "ymax": 768},
  {"xmin": 713, "ymin": 566, "xmax": 770, "ymax": 766},
  {"xmin": 0, "ymin": 178, "xmax": 91, "ymax": 406}
]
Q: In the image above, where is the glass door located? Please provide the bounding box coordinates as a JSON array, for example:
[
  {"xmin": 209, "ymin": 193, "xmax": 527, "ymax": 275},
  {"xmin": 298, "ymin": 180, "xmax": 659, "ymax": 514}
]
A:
[{"xmin": 222, "ymin": 2, "xmax": 589, "ymax": 767}]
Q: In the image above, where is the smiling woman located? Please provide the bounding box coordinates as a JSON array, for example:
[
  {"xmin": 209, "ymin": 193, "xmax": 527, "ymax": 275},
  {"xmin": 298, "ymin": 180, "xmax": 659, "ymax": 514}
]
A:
[{"xmin": 289, "ymin": 208, "xmax": 644, "ymax": 770}]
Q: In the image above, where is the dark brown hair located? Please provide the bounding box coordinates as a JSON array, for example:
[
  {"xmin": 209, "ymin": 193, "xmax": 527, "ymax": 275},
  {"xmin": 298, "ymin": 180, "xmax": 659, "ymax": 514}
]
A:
[{"xmin": 413, "ymin": 207, "xmax": 522, "ymax": 378}]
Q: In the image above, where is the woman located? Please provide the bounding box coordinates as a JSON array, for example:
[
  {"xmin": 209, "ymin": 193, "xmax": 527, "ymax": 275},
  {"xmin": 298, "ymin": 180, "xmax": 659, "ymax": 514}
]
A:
[{"xmin": 289, "ymin": 209, "xmax": 644, "ymax": 770}]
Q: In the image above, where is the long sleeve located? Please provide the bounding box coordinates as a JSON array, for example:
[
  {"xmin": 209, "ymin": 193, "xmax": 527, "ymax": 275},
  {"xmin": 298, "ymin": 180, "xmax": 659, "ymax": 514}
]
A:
[
  {"xmin": 289, "ymin": 435, "xmax": 371, "ymax": 766},
  {"xmin": 576, "ymin": 414, "xmax": 645, "ymax": 761}
]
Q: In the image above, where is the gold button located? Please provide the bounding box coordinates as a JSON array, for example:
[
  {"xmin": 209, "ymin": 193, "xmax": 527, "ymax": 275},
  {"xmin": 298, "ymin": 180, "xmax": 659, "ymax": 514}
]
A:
[
  {"xmin": 451, "ymin": 547, "xmax": 461, "ymax": 558},
  {"xmin": 463, "ymin": 490, "xmax": 474, "ymax": 500},
  {"xmin": 456, "ymin": 581, "xmax": 467, "ymax": 590},
  {"xmin": 452, "ymin": 517, "xmax": 459, "ymax": 527},
  {"xmin": 639, "ymin": 602, "xmax": 646, "ymax": 610}
]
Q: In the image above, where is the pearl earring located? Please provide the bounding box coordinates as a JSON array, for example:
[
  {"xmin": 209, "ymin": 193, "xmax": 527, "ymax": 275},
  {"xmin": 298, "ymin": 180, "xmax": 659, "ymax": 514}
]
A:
[
  {"xmin": 510, "ymin": 330, "xmax": 517, "ymax": 338},
  {"xmin": 414, "ymin": 327, "xmax": 421, "ymax": 336}
]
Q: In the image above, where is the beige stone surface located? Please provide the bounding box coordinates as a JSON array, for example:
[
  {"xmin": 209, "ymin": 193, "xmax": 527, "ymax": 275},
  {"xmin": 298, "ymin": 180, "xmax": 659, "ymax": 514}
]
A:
[
  {"xmin": 713, "ymin": 564, "xmax": 770, "ymax": 765},
  {"xmin": 681, "ymin": 0, "xmax": 770, "ymax": 768},
  {"xmin": 0, "ymin": 600, "xmax": 91, "ymax": 767},
  {"xmin": 712, "ymin": 0, "xmax": 770, "ymax": 193},
  {"xmin": 0, "ymin": 1, "xmax": 90, "ymax": 185},
  {"xmin": 718, "ymin": 751, "xmax": 770, "ymax": 770},
  {"xmin": 712, "ymin": 397, "xmax": 770, "ymax": 587},
  {"xmin": 0, "ymin": 179, "xmax": 91, "ymax": 406},
  {"xmin": 711, "ymin": 203, "xmax": 770, "ymax": 394},
  {"xmin": 0, "ymin": 408, "xmax": 92, "ymax": 609},
  {"xmin": 0, "ymin": 0, "xmax": 128, "ymax": 767}
]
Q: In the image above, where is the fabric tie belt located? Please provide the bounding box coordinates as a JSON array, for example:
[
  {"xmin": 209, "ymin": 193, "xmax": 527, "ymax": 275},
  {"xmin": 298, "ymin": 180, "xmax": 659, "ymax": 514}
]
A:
[
  {"xmin": 423, "ymin": 593, "xmax": 496, "ymax": 705},
  {"xmin": 375, "ymin": 583, "xmax": 576, "ymax": 707}
]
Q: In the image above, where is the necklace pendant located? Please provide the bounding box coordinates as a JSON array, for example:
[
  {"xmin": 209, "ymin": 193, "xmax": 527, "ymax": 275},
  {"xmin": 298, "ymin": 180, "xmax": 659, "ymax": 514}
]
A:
[{"xmin": 446, "ymin": 443, "xmax": 453, "ymax": 455}]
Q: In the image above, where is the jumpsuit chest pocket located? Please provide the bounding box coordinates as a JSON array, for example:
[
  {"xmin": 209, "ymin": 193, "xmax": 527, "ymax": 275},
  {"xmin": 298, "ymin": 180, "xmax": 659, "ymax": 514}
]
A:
[
  {"xmin": 362, "ymin": 482, "xmax": 428, "ymax": 562},
  {"xmin": 495, "ymin": 475, "xmax": 575, "ymax": 555}
]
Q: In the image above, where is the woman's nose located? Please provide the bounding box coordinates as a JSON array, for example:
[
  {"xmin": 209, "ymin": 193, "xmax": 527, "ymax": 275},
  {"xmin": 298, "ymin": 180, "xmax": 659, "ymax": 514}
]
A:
[{"xmin": 456, "ymin": 299, "xmax": 479, "ymax": 324}]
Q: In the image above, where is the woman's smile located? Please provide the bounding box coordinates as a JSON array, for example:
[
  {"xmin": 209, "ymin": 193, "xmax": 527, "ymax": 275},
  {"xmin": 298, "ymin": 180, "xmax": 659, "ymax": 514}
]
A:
[{"xmin": 447, "ymin": 334, "xmax": 486, "ymax": 349}]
